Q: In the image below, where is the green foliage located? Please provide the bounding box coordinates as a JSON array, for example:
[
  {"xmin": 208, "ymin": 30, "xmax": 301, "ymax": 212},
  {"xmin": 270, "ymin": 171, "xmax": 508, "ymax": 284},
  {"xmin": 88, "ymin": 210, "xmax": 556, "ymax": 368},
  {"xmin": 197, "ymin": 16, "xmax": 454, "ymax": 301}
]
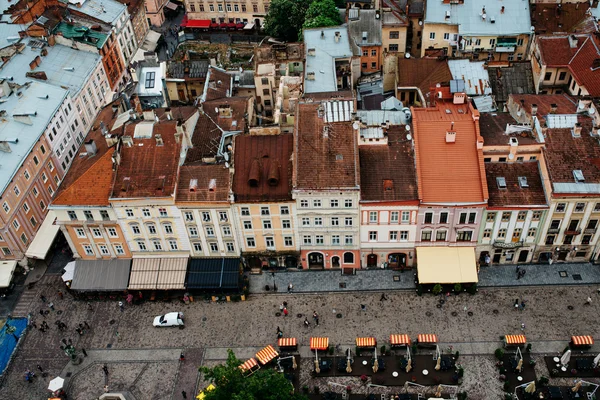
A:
[
  {"xmin": 416, "ymin": 284, "xmax": 423, "ymax": 296},
  {"xmin": 503, "ymin": 381, "xmax": 511, "ymax": 392},
  {"xmin": 200, "ymin": 349, "xmax": 307, "ymax": 400},
  {"xmin": 457, "ymin": 366, "xmax": 464, "ymax": 378},
  {"xmin": 302, "ymin": 0, "xmax": 341, "ymax": 30},
  {"xmin": 467, "ymin": 283, "xmax": 477, "ymax": 295},
  {"xmin": 432, "ymin": 283, "xmax": 443, "ymax": 295},
  {"xmin": 264, "ymin": 0, "xmax": 313, "ymax": 41},
  {"xmin": 537, "ymin": 376, "xmax": 549, "ymax": 387},
  {"xmin": 454, "ymin": 283, "xmax": 462, "ymax": 293},
  {"xmin": 526, "ymin": 343, "xmax": 532, "ymax": 353},
  {"xmin": 495, "ymin": 348, "xmax": 505, "ymax": 361},
  {"xmin": 455, "ymin": 350, "xmax": 460, "ymax": 360}
]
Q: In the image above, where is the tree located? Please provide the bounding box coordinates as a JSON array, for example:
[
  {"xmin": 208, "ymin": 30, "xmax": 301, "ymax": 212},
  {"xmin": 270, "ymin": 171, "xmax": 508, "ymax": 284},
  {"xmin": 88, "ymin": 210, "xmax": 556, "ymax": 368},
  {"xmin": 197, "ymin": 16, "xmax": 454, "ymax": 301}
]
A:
[
  {"xmin": 200, "ymin": 350, "xmax": 307, "ymax": 400},
  {"xmin": 264, "ymin": 0, "xmax": 314, "ymax": 42},
  {"xmin": 303, "ymin": 0, "xmax": 341, "ymax": 30}
]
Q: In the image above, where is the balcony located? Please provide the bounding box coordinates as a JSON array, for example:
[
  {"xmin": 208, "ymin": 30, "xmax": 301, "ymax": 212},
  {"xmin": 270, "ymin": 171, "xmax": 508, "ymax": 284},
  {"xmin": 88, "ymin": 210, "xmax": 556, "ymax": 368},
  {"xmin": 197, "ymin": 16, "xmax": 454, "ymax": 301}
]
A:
[
  {"xmin": 564, "ymin": 229, "xmax": 582, "ymax": 235},
  {"xmin": 584, "ymin": 228, "xmax": 597, "ymax": 235},
  {"xmin": 547, "ymin": 228, "xmax": 560, "ymax": 234},
  {"xmin": 493, "ymin": 240, "xmax": 524, "ymax": 249}
]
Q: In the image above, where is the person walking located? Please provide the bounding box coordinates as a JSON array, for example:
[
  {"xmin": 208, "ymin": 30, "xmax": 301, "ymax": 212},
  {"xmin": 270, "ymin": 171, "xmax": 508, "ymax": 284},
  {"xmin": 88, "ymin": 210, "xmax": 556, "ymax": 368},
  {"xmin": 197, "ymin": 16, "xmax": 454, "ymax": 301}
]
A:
[
  {"xmin": 87, "ymin": 302, "xmax": 93, "ymax": 311},
  {"xmin": 313, "ymin": 311, "xmax": 319, "ymax": 326},
  {"xmin": 102, "ymin": 365, "xmax": 109, "ymax": 376},
  {"xmin": 283, "ymin": 307, "xmax": 288, "ymax": 317},
  {"xmin": 521, "ymin": 301, "xmax": 526, "ymax": 311},
  {"xmin": 521, "ymin": 323, "xmax": 526, "ymax": 331},
  {"xmin": 119, "ymin": 301, "xmax": 124, "ymax": 312},
  {"xmin": 304, "ymin": 317, "xmax": 310, "ymax": 328},
  {"xmin": 48, "ymin": 302, "xmax": 55, "ymax": 311},
  {"xmin": 37, "ymin": 364, "xmax": 43, "ymax": 372},
  {"xmin": 361, "ymin": 304, "xmax": 367, "ymax": 312},
  {"xmin": 380, "ymin": 293, "xmax": 388, "ymax": 301},
  {"xmin": 81, "ymin": 348, "xmax": 88, "ymax": 357},
  {"xmin": 279, "ymin": 303, "xmax": 284, "ymax": 312},
  {"xmin": 288, "ymin": 283, "xmax": 293, "ymax": 293},
  {"xmin": 182, "ymin": 390, "xmax": 187, "ymax": 399},
  {"xmin": 40, "ymin": 295, "xmax": 47, "ymax": 303},
  {"xmin": 514, "ymin": 299, "xmax": 519, "ymax": 310},
  {"xmin": 586, "ymin": 296, "xmax": 592, "ymax": 305},
  {"xmin": 84, "ymin": 321, "xmax": 90, "ymax": 330}
]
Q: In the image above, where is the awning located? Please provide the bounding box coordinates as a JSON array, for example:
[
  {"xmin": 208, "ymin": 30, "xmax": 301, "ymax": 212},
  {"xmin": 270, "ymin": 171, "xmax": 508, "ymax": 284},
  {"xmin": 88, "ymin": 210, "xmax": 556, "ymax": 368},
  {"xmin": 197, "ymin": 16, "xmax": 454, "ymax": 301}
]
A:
[
  {"xmin": 278, "ymin": 337, "xmax": 297, "ymax": 348},
  {"xmin": 505, "ymin": 335, "xmax": 526, "ymax": 345},
  {"xmin": 390, "ymin": 334, "xmax": 411, "ymax": 346},
  {"xmin": 129, "ymin": 257, "xmax": 188, "ymax": 290},
  {"xmin": 356, "ymin": 337, "xmax": 376, "ymax": 348},
  {"xmin": 186, "ymin": 258, "xmax": 240, "ymax": 290},
  {"xmin": 255, "ymin": 345, "xmax": 278, "ymax": 365},
  {"xmin": 417, "ymin": 334, "xmax": 437, "ymax": 344},
  {"xmin": 71, "ymin": 259, "xmax": 131, "ymax": 291},
  {"xmin": 181, "ymin": 17, "xmax": 210, "ymax": 29},
  {"xmin": 239, "ymin": 358, "xmax": 258, "ymax": 372},
  {"xmin": 416, "ymin": 247, "xmax": 478, "ymax": 284},
  {"xmin": 572, "ymin": 335, "xmax": 594, "ymax": 346},
  {"xmin": 25, "ymin": 210, "xmax": 60, "ymax": 259},
  {"xmin": 310, "ymin": 337, "xmax": 329, "ymax": 351},
  {"xmin": 243, "ymin": 22, "xmax": 255, "ymax": 30},
  {"xmin": 0, "ymin": 261, "xmax": 17, "ymax": 288},
  {"xmin": 165, "ymin": 1, "xmax": 178, "ymax": 10},
  {"xmin": 141, "ymin": 29, "xmax": 161, "ymax": 52},
  {"xmin": 61, "ymin": 261, "xmax": 75, "ymax": 282}
]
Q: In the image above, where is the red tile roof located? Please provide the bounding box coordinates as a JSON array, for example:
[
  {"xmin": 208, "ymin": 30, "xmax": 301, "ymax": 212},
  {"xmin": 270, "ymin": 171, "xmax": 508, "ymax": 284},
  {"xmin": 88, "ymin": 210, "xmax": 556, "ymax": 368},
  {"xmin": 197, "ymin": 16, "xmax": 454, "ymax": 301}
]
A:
[
  {"xmin": 110, "ymin": 121, "xmax": 182, "ymax": 199},
  {"xmin": 232, "ymin": 134, "xmax": 293, "ymax": 202},
  {"xmin": 295, "ymin": 101, "xmax": 360, "ymax": 190},
  {"xmin": 510, "ymin": 93, "xmax": 577, "ymax": 118},
  {"xmin": 176, "ymin": 164, "xmax": 230, "ymax": 203},
  {"xmin": 485, "ymin": 162, "xmax": 547, "ymax": 207},
  {"xmin": 203, "ymin": 67, "xmax": 232, "ymax": 101},
  {"xmin": 359, "ymin": 127, "xmax": 418, "ymax": 202},
  {"xmin": 202, "ymin": 97, "xmax": 249, "ymax": 132},
  {"xmin": 412, "ymin": 101, "xmax": 488, "ymax": 204},
  {"xmin": 52, "ymin": 104, "xmax": 119, "ymax": 206},
  {"xmin": 544, "ymin": 118, "xmax": 600, "ymax": 185},
  {"xmin": 537, "ymin": 34, "xmax": 600, "ymax": 96},
  {"xmin": 396, "ymin": 58, "xmax": 452, "ymax": 101},
  {"xmin": 531, "ymin": 3, "xmax": 590, "ymax": 35},
  {"xmin": 186, "ymin": 112, "xmax": 224, "ymax": 162},
  {"xmin": 479, "ymin": 113, "xmax": 538, "ymax": 146}
]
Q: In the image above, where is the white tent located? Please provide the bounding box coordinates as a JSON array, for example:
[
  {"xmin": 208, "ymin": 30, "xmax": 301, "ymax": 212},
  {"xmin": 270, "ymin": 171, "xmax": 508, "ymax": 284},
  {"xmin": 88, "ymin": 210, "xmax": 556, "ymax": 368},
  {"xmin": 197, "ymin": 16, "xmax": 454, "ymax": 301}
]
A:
[
  {"xmin": 48, "ymin": 376, "xmax": 64, "ymax": 392},
  {"xmin": 61, "ymin": 261, "xmax": 75, "ymax": 282},
  {"xmin": 0, "ymin": 261, "xmax": 17, "ymax": 288}
]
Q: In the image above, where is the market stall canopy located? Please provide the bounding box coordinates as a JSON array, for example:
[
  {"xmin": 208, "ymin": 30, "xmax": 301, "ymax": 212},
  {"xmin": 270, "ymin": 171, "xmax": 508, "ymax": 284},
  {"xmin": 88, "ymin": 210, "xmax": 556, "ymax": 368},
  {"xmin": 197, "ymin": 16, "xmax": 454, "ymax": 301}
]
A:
[
  {"xmin": 0, "ymin": 261, "xmax": 17, "ymax": 288},
  {"xmin": 390, "ymin": 334, "xmax": 411, "ymax": 346},
  {"xmin": 310, "ymin": 337, "xmax": 329, "ymax": 351},
  {"xmin": 356, "ymin": 337, "xmax": 376, "ymax": 348},
  {"xmin": 61, "ymin": 261, "xmax": 75, "ymax": 282},
  {"xmin": 239, "ymin": 358, "xmax": 259, "ymax": 373},
  {"xmin": 572, "ymin": 335, "xmax": 594, "ymax": 346},
  {"xmin": 416, "ymin": 247, "xmax": 478, "ymax": 284},
  {"xmin": 181, "ymin": 15, "xmax": 210, "ymax": 29},
  {"xmin": 25, "ymin": 210, "xmax": 59, "ymax": 259},
  {"xmin": 278, "ymin": 337, "xmax": 297, "ymax": 348},
  {"xmin": 186, "ymin": 258, "xmax": 240, "ymax": 290},
  {"xmin": 418, "ymin": 334, "xmax": 438, "ymax": 344},
  {"xmin": 70, "ymin": 259, "xmax": 131, "ymax": 291},
  {"xmin": 128, "ymin": 257, "xmax": 187, "ymax": 290},
  {"xmin": 505, "ymin": 334, "xmax": 526, "ymax": 345},
  {"xmin": 255, "ymin": 345, "xmax": 278, "ymax": 365}
]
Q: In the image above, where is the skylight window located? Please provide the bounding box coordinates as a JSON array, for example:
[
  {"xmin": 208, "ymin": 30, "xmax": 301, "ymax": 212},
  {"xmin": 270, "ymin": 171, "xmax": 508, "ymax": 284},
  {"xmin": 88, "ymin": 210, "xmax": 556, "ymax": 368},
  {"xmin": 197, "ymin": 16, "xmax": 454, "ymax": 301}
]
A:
[
  {"xmin": 496, "ymin": 177, "xmax": 507, "ymax": 189},
  {"xmin": 573, "ymin": 169, "xmax": 585, "ymax": 183},
  {"xmin": 145, "ymin": 71, "xmax": 156, "ymax": 89}
]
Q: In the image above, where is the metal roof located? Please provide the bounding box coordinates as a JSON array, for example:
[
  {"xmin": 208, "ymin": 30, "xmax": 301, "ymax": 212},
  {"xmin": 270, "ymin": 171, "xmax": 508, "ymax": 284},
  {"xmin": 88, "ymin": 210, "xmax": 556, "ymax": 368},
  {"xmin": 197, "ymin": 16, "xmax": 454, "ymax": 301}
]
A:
[
  {"xmin": 0, "ymin": 24, "xmax": 24, "ymax": 51},
  {"xmin": 0, "ymin": 37, "xmax": 102, "ymax": 97},
  {"xmin": 323, "ymin": 100, "xmax": 353, "ymax": 122},
  {"xmin": 304, "ymin": 27, "xmax": 353, "ymax": 93},
  {"xmin": 68, "ymin": 0, "xmax": 126, "ymax": 25},
  {"xmin": 425, "ymin": 0, "xmax": 531, "ymax": 36},
  {"xmin": 128, "ymin": 257, "xmax": 188, "ymax": 290},
  {"xmin": 0, "ymin": 81, "xmax": 68, "ymax": 194},
  {"xmin": 472, "ymin": 95, "xmax": 497, "ymax": 112},
  {"xmin": 71, "ymin": 259, "xmax": 131, "ymax": 291},
  {"xmin": 186, "ymin": 258, "xmax": 241, "ymax": 290},
  {"xmin": 546, "ymin": 114, "xmax": 578, "ymax": 129},
  {"xmin": 53, "ymin": 22, "xmax": 109, "ymax": 49},
  {"xmin": 347, "ymin": 9, "xmax": 382, "ymax": 56},
  {"xmin": 448, "ymin": 60, "xmax": 491, "ymax": 96},
  {"xmin": 356, "ymin": 110, "xmax": 409, "ymax": 126}
]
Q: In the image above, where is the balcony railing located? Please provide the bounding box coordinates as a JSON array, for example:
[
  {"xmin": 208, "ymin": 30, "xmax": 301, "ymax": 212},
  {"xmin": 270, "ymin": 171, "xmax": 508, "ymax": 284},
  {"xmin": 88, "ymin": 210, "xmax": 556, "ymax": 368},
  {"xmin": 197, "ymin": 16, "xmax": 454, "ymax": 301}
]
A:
[
  {"xmin": 547, "ymin": 228, "xmax": 560, "ymax": 234},
  {"xmin": 493, "ymin": 240, "xmax": 524, "ymax": 249},
  {"xmin": 564, "ymin": 229, "xmax": 582, "ymax": 235},
  {"xmin": 584, "ymin": 228, "xmax": 597, "ymax": 234}
]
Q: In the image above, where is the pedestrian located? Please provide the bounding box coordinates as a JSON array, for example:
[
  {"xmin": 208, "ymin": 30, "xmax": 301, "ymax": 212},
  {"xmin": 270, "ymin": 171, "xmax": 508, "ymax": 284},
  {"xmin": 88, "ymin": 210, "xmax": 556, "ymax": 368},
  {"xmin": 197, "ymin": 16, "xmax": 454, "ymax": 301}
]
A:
[
  {"xmin": 61, "ymin": 338, "xmax": 67, "ymax": 345},
  {"xmin": 514, "ymin": 299, "xmax": 519, "ymax": 310},
  {"xmin": 182, "ymin": 390, "xmax": 187, "ymax": 399},
  {"xmin": 361, "ymin": 304, "xmax": 367, "ymax": 312},
  {"xmin": 31, "ymin": 320, "xmax": 37, "ymax": 330},
  {"xmin": 57, "ymin": 290, "xmax": 63, "ymax": 299},
  {"xmin": 104, "ymin": 385, "xmax": 109, "ymax": 393},
  {"xmin": 279, "ymin": 303, "xmax": 284, "ymax": 312},
  {"xmin": 517, "ymin": 270, "xmax": 522, "ymax": 280},
  {"xmin": 81, "ymin": 348, "xmax": 88, "ymax": 357},
  {"xmin": 521, "ymin": 323, "xmax": 525, "ymax": 331},
  {"xmin": 521, "ymin": 301, "xmax": 526, "ymax": 311},
  {"xmin": 315, "ymin": 315, "xmax": 319, "ymax": 326},
  {"xmin": 79, "ymin": 323, "xmax": 84, "ymax": 330},
  {"xmin": 115, "ymin": 331, "xmax": 120, "ymax": 338},
  {"xmin": 276, "ymin": 326, "xmax": 282, "ymax": 335},
  {"xmin": 283, "ymin": 307, "xmax": 288, "ymax": 317},
  {"xmin": 304, "ymin": 317, "xmax": 310, "ymax": 327},
  {"xmin": 84, "ymin": 321, "xmax": 90, "ymax": 330},
  {"xmin": 126, "ymin": 294, "xmax": 133, "ymax": 304},
  {"xmin": 48, "ymin": 302, "xmax": 54, "ymax": 311},
  {"xmin": 39, "ymin": 309, "xmax": 45, "ymax": 318},
  {"xmin": 75, "ymin": 327, "xmax": 83, "ymax": 335},
  {"xmin": 288, "ymin": 283, "xmax": 293, "ymax": 293},
  {"xmin": 119, "ymin": 301, "xmax": 124, "ymax": 312},
  {"xmin": 380, "ymin": 293, "xmax": 388, "ymax": 301},
  {"xmin": 586, "ymin": 296, "xmax": 592, "ymax": 305},
  {"xmin": 102, "ymin": 365, "xmax": 109, "ymax": 375},
  {"xmin": 516, "ymin": 265, "xmax": 521, "ymax": 274},
  {"xmin": 180, "ymin": 352, "xmax": 185, "ymax": 361},
  {"xmin": 520, "ymin": 269, "xmax": 526, "ymax": 278},
  {"xmin": 40, "ymin": 295, "xmax": 47, "ymax": 303},
  {"xmin": 87, "ymin": 302, "xmax": 93, "ymax": 311},
  {"xmin": 68, "ymin": 338, "xmax": 72, "ymax": 345},
  {"xmin": 37, "ymin": 364, "xmax": 43, "ymax": 372}
]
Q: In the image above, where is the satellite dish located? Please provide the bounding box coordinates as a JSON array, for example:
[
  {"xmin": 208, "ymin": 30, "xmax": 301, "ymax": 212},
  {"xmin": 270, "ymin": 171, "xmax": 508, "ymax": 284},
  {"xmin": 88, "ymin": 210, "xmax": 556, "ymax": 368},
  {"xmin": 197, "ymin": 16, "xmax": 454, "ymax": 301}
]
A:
[
  {"xmin": 405, "ymin": 53, "xmax": 411, "ymax": 59},
  {"xmin": 579, "ymin": 103, "xmax": 585, "ymax": 110},
  {"xmin": 215, "ymin": 107, "xmax": 219, "ymax": 114},
  {"xmin": 418, "ymin": 20, "xmax": 423, "ymax": 26},
  {"xmin": 352, "ymin": 121, "xmax": 360, "ymax": 130},
  {"xmin": 406, "ymin": 134, "xmax": 412, "ymax": 141},
  {"xmin": 508, "ymin": 153, "xmax": 515, "ymax": 160},
  {"xmin": 405, "ymin": 125, "xmax": 411, "ymax": 131}
]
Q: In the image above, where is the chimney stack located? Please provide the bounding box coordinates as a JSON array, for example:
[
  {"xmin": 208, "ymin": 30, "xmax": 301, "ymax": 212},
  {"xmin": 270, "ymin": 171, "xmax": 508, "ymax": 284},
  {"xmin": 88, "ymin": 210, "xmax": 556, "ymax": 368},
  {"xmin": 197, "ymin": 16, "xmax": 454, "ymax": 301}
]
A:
[
  {"xmin": 531, "ymin": 104, "xmax": 538, "ymax": 116},
  {"xmin": 84, "ymin": 139, "xmax": 97, "ymax": 155},
  {"xmin": 569, "ymin": 35, "xmax": 578, "ymax": 48},
  {"xmin": 550, "ymin": 103, "xmax": 558, "ymax": 113}
]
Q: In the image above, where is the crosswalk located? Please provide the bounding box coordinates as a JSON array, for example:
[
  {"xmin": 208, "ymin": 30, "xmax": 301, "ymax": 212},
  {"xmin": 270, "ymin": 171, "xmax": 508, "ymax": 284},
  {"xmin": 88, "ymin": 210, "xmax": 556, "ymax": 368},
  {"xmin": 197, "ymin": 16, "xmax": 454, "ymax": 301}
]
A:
[{"xmin": 12, "ymin": 275, "xmax": 60, "ymax": 317}]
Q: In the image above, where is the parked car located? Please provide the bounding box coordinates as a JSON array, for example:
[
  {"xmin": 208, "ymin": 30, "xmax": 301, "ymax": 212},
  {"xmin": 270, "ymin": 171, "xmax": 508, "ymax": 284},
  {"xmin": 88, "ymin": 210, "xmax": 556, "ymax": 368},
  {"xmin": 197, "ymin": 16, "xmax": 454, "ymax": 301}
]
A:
[{"xmin": 153, "ymin": 312, "xmax": 184, "ymax": 327}]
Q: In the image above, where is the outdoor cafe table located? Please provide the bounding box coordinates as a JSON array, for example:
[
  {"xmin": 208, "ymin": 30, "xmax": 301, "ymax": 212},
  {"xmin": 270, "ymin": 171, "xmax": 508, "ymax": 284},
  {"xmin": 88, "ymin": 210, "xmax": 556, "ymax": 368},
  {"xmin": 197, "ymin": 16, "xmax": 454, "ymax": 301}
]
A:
[
  {"xmin": 255, "ymin": 345, "xmax": 279, "ymax": 365},
  {"xmin": 356, "ymin": 337, "xmax": 376, "ymax": 348},
  {"xmin": 390, "ymin": 334, "xmax": 411, "ymax": 346},
  {"xmin": 310, "ymin": 337, "xmax": 329, "ymax": 351}
]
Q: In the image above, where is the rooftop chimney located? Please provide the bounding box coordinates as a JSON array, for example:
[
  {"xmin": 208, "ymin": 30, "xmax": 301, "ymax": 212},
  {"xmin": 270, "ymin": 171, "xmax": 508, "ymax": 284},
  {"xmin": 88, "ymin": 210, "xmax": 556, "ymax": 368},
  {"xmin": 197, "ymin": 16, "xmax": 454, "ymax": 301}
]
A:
[
  {"xmin": 501, "ymin": 6, "xmax": 505, "ymax": 14},
  {"xmin": 267, "ymin": 161, "xmax": 280, "ymax": 186},
  {"xmin": 446, "ymin": 122, "xmax": 456, "ymax": 143},
  {"xmin": 573, "ymin": 122, "xmax": 582, "ymax": 137},
  {"xmin": 248, "ymin": 159, "xmax": 261, "ymax": 187},
  {"xmin": 531, "ymin": 104, "xmax": 538, "ymax": 115},
  {"xmin": 569, "ymin": 35, "xmax": 578, "ymax": 48},
  {"xmin": 84, "ymin": 139, "xmax": 97, "ymax": 156},
  {"xmin": 550, "ymin": 103, "xmax": 558, "ymax": 113}
]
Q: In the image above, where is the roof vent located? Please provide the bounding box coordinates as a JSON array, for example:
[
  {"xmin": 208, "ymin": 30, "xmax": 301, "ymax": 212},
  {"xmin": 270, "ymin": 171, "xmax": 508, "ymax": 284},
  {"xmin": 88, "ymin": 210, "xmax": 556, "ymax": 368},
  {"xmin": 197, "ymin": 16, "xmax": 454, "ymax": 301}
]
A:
[
  {"xmin": 308, "ymin": 48, "xmax": 316, "ymax": 56},
  {"xmin": 188, "ymin": 179, "xmax": 198, "ymax": 192},
  {"xmin": 383, "ymin": 179, "xmax": 393, "ymax": 191},
  {"xmin": 334, "ymin": 31, "xmax": 341, "ymax": 43},
  {"xmin": 446, "ymin": 122, "xmax": 456, "ymax": 143},
  {"xmin": 550, "ymin": 103, "xmax": 558, "ymax": 113},
  {"xmin": 122, "ymin": 136, "xmax": 133, "ymax": 147},
  {"xmin": 336, "ymin": 154, "xmax": 343, "ymax": 160},
  {"xmin": 497, "ymin": 177, "xmax": 507, "ymax": 189},
  {"xmin": 509, "ymin": 137, "xmax": 518, "ymax": 146},
  {"xmin": 568, "ymin": 35, "xmax": 578, "ymax": 49},
  {"xmin": 362, "ymin": 31, "xmax": 368, "ymax": 41},
  {"xmin": 307, "ymin": 72, "xmax": 315, "ymax": 80},
  {"xmin": 531, "ymin": 104, "xmax": 538, "ymax": 115},
  {"xmin": 490, "ymin": 16, "xmax": 495, "ymax": 23},
  {"xmin": 267, "ymin": 161, "xmax": 280, "ymax": 186},
  {"xmin": 208, "ymin": 178, "xmax": 217, "ymax": 191},
  {"xmin": 518, "ymin": 176, "xmax": 529, "ymax": 188},
  {"xmin": 155, "ymin": 134, "xmax": 163, "ymax": 146},
  {"xmin": 445, "ymin": 10, "xmax": 450, "ymax": 20},
  {"xmin": 248, "ymin": 159, "xmax": 261, "ymax": 187},
  {"xmin": 573, "ymin": 169, "xmax": 585, "ymax": 182},
  {"xmin": 573, "ymin": 122, "xmax": 582, "ymax": 138}
]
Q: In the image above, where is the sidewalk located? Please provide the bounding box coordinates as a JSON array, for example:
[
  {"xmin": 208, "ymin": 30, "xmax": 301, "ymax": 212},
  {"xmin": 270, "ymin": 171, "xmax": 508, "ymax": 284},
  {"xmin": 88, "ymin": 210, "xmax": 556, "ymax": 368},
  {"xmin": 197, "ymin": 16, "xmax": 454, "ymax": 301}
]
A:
[{"xmin": 248, "ymin": 262, "xmax": 600, "ymax": 294}]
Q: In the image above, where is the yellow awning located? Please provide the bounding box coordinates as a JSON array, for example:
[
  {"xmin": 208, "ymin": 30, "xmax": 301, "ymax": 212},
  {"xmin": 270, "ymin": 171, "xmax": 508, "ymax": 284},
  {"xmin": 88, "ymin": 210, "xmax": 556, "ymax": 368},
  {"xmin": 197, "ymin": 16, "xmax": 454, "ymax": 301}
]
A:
[{"xmin": 416, "ymin": 247, "xmax": 478, "ymax": 284}]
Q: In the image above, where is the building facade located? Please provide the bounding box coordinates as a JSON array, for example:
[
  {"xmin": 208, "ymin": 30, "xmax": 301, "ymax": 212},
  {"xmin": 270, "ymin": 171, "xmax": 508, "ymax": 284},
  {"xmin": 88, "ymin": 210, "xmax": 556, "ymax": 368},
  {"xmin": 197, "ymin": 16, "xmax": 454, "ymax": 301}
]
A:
[{"xmin": 185, "ymin": 0, "xmax": 269, "ymax": 28}]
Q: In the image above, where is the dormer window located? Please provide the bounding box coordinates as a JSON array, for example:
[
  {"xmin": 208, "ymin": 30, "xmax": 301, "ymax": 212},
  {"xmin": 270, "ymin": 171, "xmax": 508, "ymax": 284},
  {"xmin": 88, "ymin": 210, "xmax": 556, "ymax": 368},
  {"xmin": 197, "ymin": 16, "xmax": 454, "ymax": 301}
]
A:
[
  {"xmin": 518, "ymin": 176, "xmax": 529, "ymax": 188},
  {"xmin": 497, "ymin": 177, "xmax": 507, "ymax": 189},
  {"xmin": 573, "ymin": 169, "xmax": 585, "ymax": 183}
]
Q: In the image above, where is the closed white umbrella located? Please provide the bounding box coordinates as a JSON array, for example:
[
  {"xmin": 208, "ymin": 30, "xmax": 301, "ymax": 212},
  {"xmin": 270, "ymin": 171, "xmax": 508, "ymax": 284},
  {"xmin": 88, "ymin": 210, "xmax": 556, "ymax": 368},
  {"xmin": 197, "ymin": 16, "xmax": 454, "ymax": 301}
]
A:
[
  {"xmin": 572, "ymin": 381, "xmax": 582, "ymax": 392},
  {"xmin": 594, "ymin": 353, "xmax": 600, "ymax": 368},
  {"xmin": 516, "ymin": 358, "xmax": 523, "ymax": 372},
  {"xmin": 561, "ymin": 350, "xmax": 572, "ymax": 367},
  {"xmin": 525, "ymin": 381, "xmax": 536, "ymax": 394},
  {"xmin": 61, "ymin": 261, "xmax": 75, "ymax": 282},
  {"xmin": 435, "ymin": 356, "xmax": 441, "ymax": 371},
  {"xmin": 48, "ymin": 376, "xmax": 64, "ymax": 392}
]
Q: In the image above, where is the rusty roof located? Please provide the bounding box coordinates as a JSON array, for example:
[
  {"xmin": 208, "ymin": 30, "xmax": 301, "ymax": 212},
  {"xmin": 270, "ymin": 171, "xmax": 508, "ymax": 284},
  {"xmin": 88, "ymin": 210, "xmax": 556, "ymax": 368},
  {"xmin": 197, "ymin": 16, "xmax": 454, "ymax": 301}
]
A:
[
  {"xmin": 203, "ymin": 67, "xmax": 232, "ymax": 101},
  {"xmin": 531, "ymin": 3, "xmax": 591, "ymax": 34},
  {"xmin": 412, "ymin": 101, "xmax": 488, "ymax": 204},
  {"xmin": 176, "ymin": 164, "xmax": 230, "ymax": 203},
  {"xmin": 232, "ymin": 134, "xmax": 293, "ymax": 202},
  {"xmin": 485, "ymin": 161, "xmax": 547, "ymax": 207},
  {"xmin": 479, "ymin": 112, "xmax": 538, "ymax": 146},
  {"xmin": 295, "ymin": 101, "xmax": 360, "ymax": 190},
  {"xmin": 202, "ymin": 97, "xmax": 249, "ymax": 132},
  {"xmin": 544, "ymin": 117, "xmax": 600, "ymax": 185},
  {"xmin": 52, "ymin": 104, "xmax": 119, "ymax": 206},
  {"xmin": 359, "ymin": 127, "xmax": 418, "ymax": 202},
  {"xmin": 397, "ymin": 58, "xmax": 452, "ymax": 100},
  {"xmin": 510, "ymin": 93, "xmax": 578, "ymax": 120},
  {"xmin": 185, "ymin": 112, "xmax": 223, "ymax": 163},
  {"xmin": 110, "ymin": 121, "xmax": 182, "ymax": 199}
]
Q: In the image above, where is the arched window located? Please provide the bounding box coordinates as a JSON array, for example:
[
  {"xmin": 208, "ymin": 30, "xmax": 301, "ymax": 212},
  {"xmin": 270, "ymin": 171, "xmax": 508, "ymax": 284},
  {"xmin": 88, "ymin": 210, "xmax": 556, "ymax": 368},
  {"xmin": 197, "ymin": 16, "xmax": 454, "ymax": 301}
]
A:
[{"xmin": 343, "ymin": 252, "xmax": 354, "ymax": 264}]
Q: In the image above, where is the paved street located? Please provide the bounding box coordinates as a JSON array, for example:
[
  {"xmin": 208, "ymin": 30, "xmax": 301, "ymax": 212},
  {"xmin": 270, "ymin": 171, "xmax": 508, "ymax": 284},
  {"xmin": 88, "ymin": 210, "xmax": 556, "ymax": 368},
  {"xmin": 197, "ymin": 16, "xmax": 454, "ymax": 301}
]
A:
[{"xmin": 2, "ymin": 269, "xmax": 600, "ymax": 399}]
